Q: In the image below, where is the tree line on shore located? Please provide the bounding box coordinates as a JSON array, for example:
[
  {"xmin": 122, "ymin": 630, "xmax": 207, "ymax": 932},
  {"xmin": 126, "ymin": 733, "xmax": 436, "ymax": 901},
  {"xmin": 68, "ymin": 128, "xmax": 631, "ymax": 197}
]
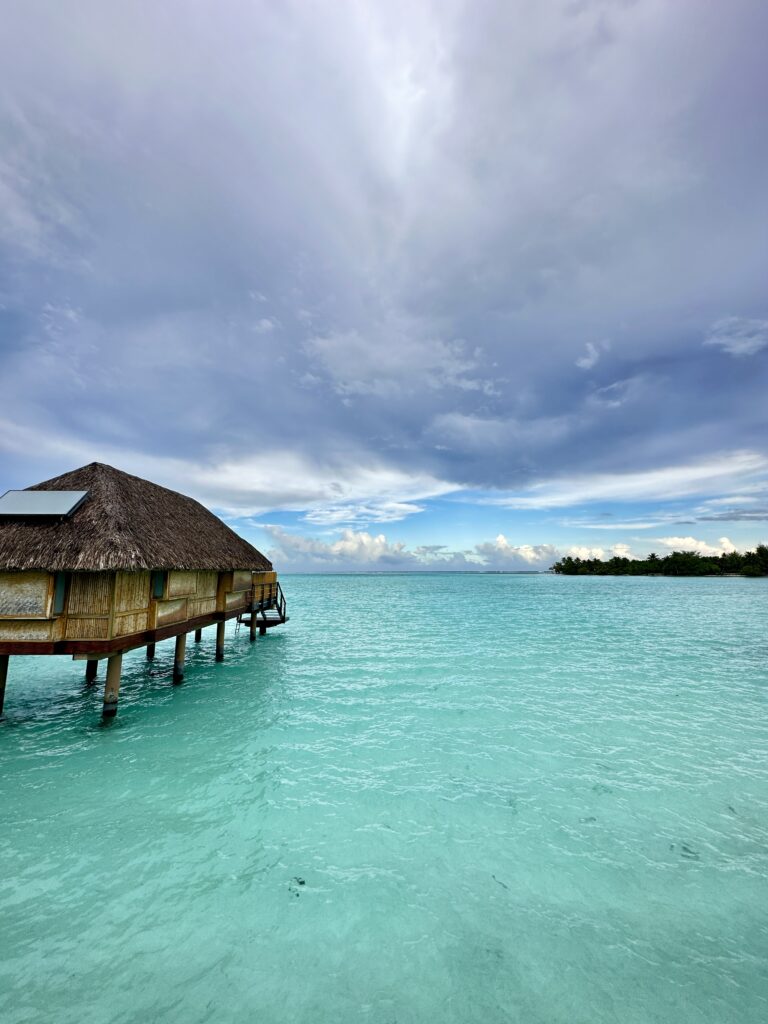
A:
[{"xmin": 552, "ymin": 545, "xmax": 768, "ymax": 576}]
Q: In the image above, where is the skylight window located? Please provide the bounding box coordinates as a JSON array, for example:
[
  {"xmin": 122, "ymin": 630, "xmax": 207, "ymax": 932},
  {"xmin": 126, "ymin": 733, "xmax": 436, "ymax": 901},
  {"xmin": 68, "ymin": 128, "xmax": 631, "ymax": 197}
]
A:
[{"xmin": 0, "ymin": 490, "xmax": 89, "ymax": 520}]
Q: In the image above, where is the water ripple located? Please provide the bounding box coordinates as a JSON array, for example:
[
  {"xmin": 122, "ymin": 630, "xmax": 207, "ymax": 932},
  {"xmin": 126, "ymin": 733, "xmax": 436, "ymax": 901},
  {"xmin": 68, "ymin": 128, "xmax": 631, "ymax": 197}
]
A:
[{"xmin": 1, "ymin": 574, "xmax": 767, "ymax": 1023}]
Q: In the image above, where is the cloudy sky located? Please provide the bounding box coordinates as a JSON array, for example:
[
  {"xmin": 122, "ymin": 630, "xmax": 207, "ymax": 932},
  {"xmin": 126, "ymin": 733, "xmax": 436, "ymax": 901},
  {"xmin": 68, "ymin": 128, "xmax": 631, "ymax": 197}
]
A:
[{"xmin": 1, "ymin": 0, "xmax": 767, "ymax": 570}]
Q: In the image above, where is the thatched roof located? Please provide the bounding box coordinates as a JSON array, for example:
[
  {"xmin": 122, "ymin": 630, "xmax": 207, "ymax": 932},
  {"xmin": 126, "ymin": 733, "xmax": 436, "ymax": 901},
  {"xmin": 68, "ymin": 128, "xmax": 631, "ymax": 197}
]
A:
[{"xmin": 0, "ymin": 463, "xmax": 272, "ymax": 572}]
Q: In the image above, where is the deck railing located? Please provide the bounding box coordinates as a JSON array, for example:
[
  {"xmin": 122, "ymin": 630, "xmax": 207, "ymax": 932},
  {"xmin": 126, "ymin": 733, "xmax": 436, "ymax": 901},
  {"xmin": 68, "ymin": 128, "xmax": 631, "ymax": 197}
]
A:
[
  {"xmin": 251, "ymin": 580, "xmax": 287, "ymax": 621},
  {"xmin": 275, "ymin": 582, "xmax": 287, "ymax": 620}
]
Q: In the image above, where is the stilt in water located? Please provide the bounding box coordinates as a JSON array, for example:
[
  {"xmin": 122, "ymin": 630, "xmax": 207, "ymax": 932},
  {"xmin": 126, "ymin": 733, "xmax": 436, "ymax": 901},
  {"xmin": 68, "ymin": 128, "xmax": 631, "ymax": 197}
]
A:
[
  {"xmin": 0, "ymin": 654, "xmax": 9, "ymax": 717},
  {"xmin": 259, "ymin": 621, "xmax": 267, "ymax": 636},
  {"xmin": 173, "ymin": 633, "xmax": 187, "ymax": 684},
  {"xmin": 146, "ymin": 642, "xmax": 156, "ymax": 660},
  {"xmin": 215, "ymin": 621, "xmax": 225, "ymax": 662},
  {"xmin": 194, "ymin": 628, "xmax": 202, "ymax": 643},
  {"xmin": 102, "ymin": 652, "xmax": 123, "ymax": 719},
  {"xmin": 249, "ymin": 614, "xmax": 257, "ymax": 642},
  {"xmin": 85, "ymin": 659, "xmax": 99, "ymax": 684}
]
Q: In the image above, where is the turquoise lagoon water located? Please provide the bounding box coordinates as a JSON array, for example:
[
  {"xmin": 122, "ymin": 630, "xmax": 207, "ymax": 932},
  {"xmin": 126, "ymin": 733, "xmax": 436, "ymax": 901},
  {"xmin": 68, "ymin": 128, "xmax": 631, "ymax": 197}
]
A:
[{"xmin": 1, "ymin": 573, "xmax": 767, "ymax": 1023}]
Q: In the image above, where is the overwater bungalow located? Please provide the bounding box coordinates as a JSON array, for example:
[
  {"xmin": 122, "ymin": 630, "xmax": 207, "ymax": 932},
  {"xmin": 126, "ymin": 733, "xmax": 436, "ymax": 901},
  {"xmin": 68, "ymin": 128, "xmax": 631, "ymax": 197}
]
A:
[{"xmin": 0, "ymin": 462, "xmax": 286, "ymax": 719}]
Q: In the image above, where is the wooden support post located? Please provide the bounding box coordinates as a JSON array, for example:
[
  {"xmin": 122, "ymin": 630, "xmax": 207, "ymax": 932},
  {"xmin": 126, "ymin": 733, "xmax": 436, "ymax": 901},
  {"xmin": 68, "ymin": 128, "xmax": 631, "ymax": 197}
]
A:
[
  {"xmin": 194, "ymin": 628, "xmax": 202, "ymax": 643},
  {"xmin": 215, "ymin": 621, "xmax": 225, "ymax": 662},
  {"xmin": 173, "ymin": 633, "xmax": 187, "ymax": 684},
  {"xmin": 102, "ymin": 653, "xmax": 123, "ymax": 719},
  {"xmin": 85, "ymin": 659, "xmax": 99, "ymax": 684},
  {"xmin": 249, "ymin": 587, "xmax": 257, "ymax": 642},
  {"xmin": 0, "ymin": 654, "xmax": 9, "ymax": 717},
  {"xmin": 146, "ymin": 643, "xmax": 156, "ymax": 660},
  {"xmin": 259, "ymin": 621, "xmax": 267, "ymax": 637}
]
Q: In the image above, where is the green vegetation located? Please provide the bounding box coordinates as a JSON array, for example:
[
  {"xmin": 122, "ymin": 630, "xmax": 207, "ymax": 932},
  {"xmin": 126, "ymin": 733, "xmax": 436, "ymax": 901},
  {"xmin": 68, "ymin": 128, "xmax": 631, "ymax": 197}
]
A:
[{"xmin": 552, "ymin": 545, "xmax": 768, "ymax": 577}]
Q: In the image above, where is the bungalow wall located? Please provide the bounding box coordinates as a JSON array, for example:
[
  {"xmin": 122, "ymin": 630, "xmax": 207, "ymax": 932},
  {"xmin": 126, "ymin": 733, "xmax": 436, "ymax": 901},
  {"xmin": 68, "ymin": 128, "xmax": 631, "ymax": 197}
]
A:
[{"xmin": 0, "ymin": 568, "xmax": 276, "ymax": 649}]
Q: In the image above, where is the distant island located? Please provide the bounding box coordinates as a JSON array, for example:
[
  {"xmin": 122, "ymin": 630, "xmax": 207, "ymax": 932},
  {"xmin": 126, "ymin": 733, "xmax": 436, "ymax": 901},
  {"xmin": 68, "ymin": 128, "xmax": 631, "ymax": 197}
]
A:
[{"xmin": 552, "ymin": 545, "xmax": 768, "ymax": 577}]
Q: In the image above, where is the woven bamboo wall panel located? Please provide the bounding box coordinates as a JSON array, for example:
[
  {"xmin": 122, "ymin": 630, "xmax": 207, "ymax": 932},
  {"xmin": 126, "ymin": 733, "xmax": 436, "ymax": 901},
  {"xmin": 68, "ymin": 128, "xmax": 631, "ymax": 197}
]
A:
[
  {"xmin": 0, "ymin": 619, "xmax": 53, "ymax": 640},
  {"xmin": 232, "ymin": 571, "xmax": 252, "ymax": 592},
  {"xmin": 187, "ymin": 597, "xmax": 216, "ymax": 618},
  {"xmin": 252, "ymin": 571, "xmax": 277, "ymax": 585},
  {"xmin": 225, "ymin": 590, "xmax": 248, "ymax": 610},
  {"xmin": 68, "ymin": 573, "xmax": 113, "ymax": 616},
  {"xmin": 115, "ymin": 572, "xmax": 151, "ymax": 613},
  {"xmin": 65, "ymin": 616, "xmax": 110, "ymax": 640},
  {"xmin": 156, "ymin": 599, "xmax": 188, "ymax": 626},
  {"xmin": 113, "ymin": 611, "xmax": 149, "ymax": 637},
  {"xmin": 168, "ymin": 572, "xmax": 197, "ymax": 598},
  {"xmin": 0, "ymin": 572, "xmax": 50, "ymax": 618},
  {"xmin": 196, "ymin": 572, "xmax": 218, "ymax": 598}
]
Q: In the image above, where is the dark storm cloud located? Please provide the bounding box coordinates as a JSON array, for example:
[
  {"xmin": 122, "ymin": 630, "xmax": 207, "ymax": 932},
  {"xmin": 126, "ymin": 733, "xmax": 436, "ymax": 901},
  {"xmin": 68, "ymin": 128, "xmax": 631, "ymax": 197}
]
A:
[{"xmin": 1, "ymin": 0, "xmax": 766, "ymax": 519}]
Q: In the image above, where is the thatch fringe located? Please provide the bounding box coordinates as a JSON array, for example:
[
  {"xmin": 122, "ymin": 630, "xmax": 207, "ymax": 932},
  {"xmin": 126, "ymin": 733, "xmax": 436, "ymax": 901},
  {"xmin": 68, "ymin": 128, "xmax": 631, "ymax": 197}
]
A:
[{"xmin": 0, "ymin": 462, "xmax": 272, "ymax": 572}]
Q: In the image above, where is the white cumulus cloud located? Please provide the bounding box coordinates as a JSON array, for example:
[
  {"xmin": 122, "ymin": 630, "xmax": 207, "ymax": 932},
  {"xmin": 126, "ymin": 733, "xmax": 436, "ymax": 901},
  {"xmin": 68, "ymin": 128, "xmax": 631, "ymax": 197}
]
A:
[
  {"xmin": 264, "ymin": 525, "xmax": 419, "ymax": 569},
  {"xmin": 264, "ymin": 526, "xmax": 561, "ymax": 572},
  {"xmin": 655, "ymin": 535, "xmax": 737, "ymax": 556},
  {"xmin": 469, "ymin": 534, "xmax": 559, "ymax": 569},
  {"xmin": 567, "ymin": 546, "xmax": 605, "ymax": 560},
  {"xmin": 565, "ymin": 544, "xmax": 633, "ymax": 559}
]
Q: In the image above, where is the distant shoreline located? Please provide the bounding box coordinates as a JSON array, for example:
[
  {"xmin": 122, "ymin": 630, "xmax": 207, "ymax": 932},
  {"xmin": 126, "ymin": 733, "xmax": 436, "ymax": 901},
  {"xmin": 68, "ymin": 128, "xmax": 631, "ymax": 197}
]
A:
[
  {"xmin": 553, "ymin": 546, "xmax": 767, "ymax": 578},
  {"xmin": 279, "ymin": 569, "xmax": 766, "ymax": 577}
]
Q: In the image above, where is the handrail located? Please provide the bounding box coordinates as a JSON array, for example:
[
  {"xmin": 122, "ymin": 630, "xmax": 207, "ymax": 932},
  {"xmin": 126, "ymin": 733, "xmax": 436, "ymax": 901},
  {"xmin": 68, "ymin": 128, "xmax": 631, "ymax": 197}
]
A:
[
  {"xmin": 250, "ymin": 580, "xmax": 287, "ymax": 621},
  {"xmin": 249, "ymin": 581, "xmax": 288, "ymax": 618},
  {"xmin": 276, "ymin": 581, "xmax": 287, "ymax": 620}
]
